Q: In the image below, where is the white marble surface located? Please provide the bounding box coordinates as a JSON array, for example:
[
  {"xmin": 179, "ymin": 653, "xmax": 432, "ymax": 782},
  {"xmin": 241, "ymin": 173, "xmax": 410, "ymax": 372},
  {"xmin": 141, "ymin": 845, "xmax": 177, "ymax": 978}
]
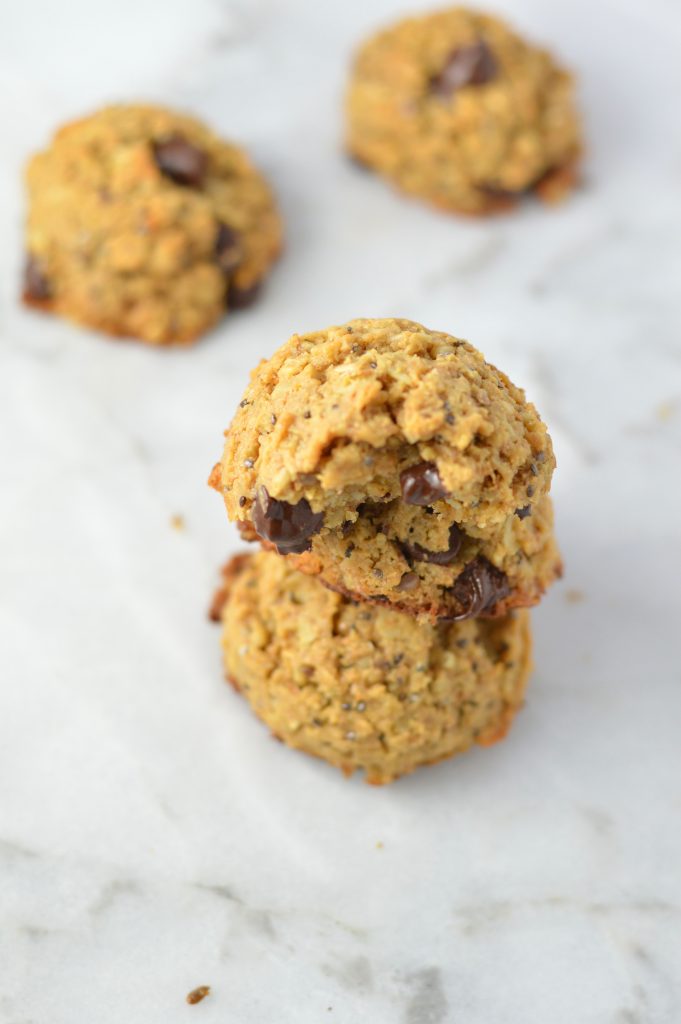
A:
[{"xmin": 1, "ymin": 0, "xmax": 681, "ymax": 1020}]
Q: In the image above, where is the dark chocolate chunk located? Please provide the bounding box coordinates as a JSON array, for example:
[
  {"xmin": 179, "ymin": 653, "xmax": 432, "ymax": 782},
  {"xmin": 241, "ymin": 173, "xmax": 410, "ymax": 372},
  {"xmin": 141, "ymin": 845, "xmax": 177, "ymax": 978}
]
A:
[
  {"xmin": 479, "ymin": 162, "xmax": 576, "ymax": 206},
  {"xmin": 400, "ymin": 523, "xmax": 463, "ymax": 565},
  {"xmin": 515, "ymin": 505, "xmax": 531, "ymax": 520},
  {"xmin": 449, "ymin": 556, "xmax": 510, "ymax": 620},
  {"xmin": 215, "ymin": 223, "xmax": 242, "ymax": 275},
  {"xmin": 153, "ymin": 134, "xmax": 207, "ymax": 187},
  {"xmin": 251, "ymin": 485, "xmax": 323, "ymax": 555},
  {"xmin": 348, "ymin": 152, "xmax": 370, "ymax": 171},
  {"xmin": 430, "ymin": 41, "xmax": 497, "ymax": 98},
  {"xmin": 396, "ymin": 572, "xmax": 420, "ymax": 592},
  {"xmin": 477, "ymin": 183, "xmax": 519, "ymax": 203},
  {"xmin": 400, "ymin": 462, "xmax": 449, "ymax": 506},
  {"xmin": 23, "ymin": 255, "xmax": 51, "ymax": 301},
  {"xmin": 228, "ymin": 278, "xmax": 262, "ymax": 310}
]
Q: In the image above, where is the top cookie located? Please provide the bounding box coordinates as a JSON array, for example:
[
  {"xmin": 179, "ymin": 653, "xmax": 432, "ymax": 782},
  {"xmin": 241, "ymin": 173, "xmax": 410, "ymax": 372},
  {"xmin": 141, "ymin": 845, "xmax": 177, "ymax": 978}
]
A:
[
  {"xmin": 212, "ymin": 318, "xmax": 559, "ymax": 621},
  {"xmin": 23, "ymin": 104, "xmax": 283, "ymax": 344},
  {"xmin": 346, "ymin": 7, "xmax": 582, "ymax": 215}
]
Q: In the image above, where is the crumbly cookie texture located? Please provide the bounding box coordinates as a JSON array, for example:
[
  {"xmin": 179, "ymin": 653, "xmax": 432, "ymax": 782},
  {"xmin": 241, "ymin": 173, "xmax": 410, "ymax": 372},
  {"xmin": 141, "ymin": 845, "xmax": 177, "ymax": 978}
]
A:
[
  {"xmin": 23, "ymin": 104, "xmax": 283, "ymax": 344},
  {"xmin": 218, "ymin": 551, "xmax": 532, "ymax": 785},
  {"xmin": 211, "ymin": 318, "xmax": 559, "ymax": 622},
  {"xmin": 285, "ymin": 492, "xmax": 560, "ymax": 621},
  {"xmin": 346, "ymin": 7, "xmax": 582, "ymax": 215}
]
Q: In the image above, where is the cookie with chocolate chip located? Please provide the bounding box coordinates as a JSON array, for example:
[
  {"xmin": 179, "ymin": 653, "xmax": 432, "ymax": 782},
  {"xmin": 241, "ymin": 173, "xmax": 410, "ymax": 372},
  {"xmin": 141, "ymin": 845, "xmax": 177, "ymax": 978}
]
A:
[
  {"xmin": 216, "ymin": 550, "xmax": 533, "ymax": 784},
  {"xmin": 23, "ymin": 104, "xmax": 282, "ymax": 344},
  {"xmin": 210, "ymin": 318, "xmax": 562, "ymax": 622},
  {"xmin": 346, "ymin": 8, "xmax": 582, "ymax": 215}
]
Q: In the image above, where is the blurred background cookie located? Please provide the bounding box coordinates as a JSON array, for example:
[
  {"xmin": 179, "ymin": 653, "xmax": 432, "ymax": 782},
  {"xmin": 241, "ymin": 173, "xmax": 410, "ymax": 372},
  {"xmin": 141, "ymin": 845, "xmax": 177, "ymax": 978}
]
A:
[
  {"xmin": 346, "ymin": 7, "xmax": 582, "ymax": 215},
  {"xmin": 23, "ymin": 104, "xmax": 283, "ymax": 344}
]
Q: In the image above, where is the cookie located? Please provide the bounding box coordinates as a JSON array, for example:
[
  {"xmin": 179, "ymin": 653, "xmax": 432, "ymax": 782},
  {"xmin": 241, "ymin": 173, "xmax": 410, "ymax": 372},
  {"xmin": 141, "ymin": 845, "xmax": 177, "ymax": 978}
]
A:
[
  {"xmin": 23, "ymin": 104, "xmax": 283, "ymax": 344},
  {"xmin": 217, "ymin": 551, "xmax": 532, "ymax": 784},
  {"xmin": 346, "ymin": 7, "xmax": 582, "ymax": 215},
  {"xmin": 210, "ymin": 318, "xmax": 561, "ymax": 622}
]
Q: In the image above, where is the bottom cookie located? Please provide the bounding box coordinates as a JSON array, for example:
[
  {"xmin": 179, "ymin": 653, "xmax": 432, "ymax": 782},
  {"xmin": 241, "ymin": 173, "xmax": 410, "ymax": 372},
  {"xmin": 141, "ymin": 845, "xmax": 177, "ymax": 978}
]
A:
[{"xmin": 216, "ymin": 550, "xmax": 533, "ymax": 785}]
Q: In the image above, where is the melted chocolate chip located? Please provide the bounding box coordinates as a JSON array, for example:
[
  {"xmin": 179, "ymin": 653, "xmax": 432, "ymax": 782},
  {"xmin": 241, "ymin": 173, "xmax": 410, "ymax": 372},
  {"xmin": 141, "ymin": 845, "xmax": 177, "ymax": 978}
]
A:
[
  {"xmin": 396, "ymin": 572, "xmax": 420, "ymax": 592},
  {"xmin": 153, "ymin": 135, "xmax": 207, "ymax": 187},
  {"xmin": 449, "ymin": 557, "xmax": 510, "ymax": 620},
  {"xmin": 400, "ymin": 462, "xmax": 449, "ymax": 506},
  {"xmin": 215, "ymin": 223, "xmax": 242, "ymax": 275},
  {"xmin": 23, "ymin": 255, "xmax": 51, "ymax": 301},
  {"xmin": 477, "ymin": 183, "xmax": 520, "ymax": 204},
  {"xmin": 515, "ymin": 505, "xmax": 531, "ymax": 520},
  {"xmin": 228, "ymin": 279, "xmax": 262, "ymax": 310},
  {"xmin": 400, "ymin": 523, "xmax": 463, "ymax": 565},
  {"xmin": 479, "ymin": 163, "xmax": 577, "ymax": 207},
  {"xmin": 348, "ymin": 152, "xmax": 370, "ymax": 171},
  {"xmin": 430, "ymin": 41, "xmax": 497, "ymax": 98},
  {"xmin": 251, "ymin": 485, "xmax": 323, "ymax": 555}
]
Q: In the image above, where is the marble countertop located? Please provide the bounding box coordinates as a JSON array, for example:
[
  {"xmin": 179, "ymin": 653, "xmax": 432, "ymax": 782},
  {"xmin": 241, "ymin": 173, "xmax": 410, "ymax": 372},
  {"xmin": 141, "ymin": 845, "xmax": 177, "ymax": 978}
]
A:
[{"xmin": 1, "ymin": 0, "xmax": 680, "ymax": 1021}]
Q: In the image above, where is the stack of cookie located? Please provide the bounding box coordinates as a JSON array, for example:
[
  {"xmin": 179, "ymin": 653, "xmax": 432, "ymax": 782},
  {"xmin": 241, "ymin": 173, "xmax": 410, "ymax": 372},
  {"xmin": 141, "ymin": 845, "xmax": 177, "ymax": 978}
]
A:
[{"xmin": 211, "ymin": 318, "xmax": 561, "ymax": 784}]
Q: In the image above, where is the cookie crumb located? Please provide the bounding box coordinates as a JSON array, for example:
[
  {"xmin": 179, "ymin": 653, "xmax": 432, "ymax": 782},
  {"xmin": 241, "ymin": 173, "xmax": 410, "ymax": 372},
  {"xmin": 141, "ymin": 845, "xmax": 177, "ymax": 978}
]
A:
[
  {"xmin": 657, "ymin": 400, "xmax": 677, "ymax": 423},
  {"xmin": 186, "ymin": 985, "xmax": 210, "ymax": 1005},
  {"xmin": 565, "ymin": 588, "xmax": 585, "ymax": 604},
  {"xmin": 170, "ymin": 514, "xmax": 185, "ymax": 531}
]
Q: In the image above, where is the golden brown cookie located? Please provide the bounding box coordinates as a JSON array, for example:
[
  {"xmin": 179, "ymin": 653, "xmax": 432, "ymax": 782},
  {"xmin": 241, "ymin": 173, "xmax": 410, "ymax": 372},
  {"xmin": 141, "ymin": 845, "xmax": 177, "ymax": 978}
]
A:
[
  {"xmin": 211, "ymin": 318, "xmax": 561, "ymax": 622},
  {"xmin": 346, "ymin": 7, "xmax": 582, "ymax": 215},
  {"xmin": 217, "ymin": 551, "xmax": 533, "ymax": 784},
  {"xmin": 23, "ymin": 104, "xmax": 283, "ymax": 344}
]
